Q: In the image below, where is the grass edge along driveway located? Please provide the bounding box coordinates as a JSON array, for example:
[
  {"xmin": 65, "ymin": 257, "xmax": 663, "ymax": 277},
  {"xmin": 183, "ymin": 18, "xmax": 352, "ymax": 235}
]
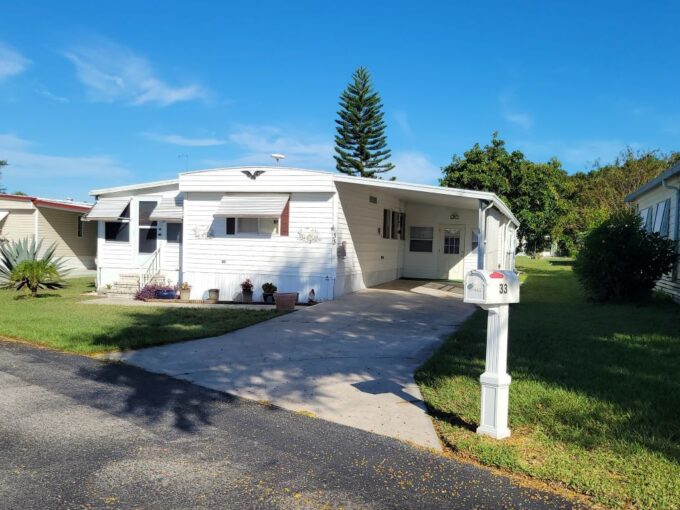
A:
[
  {"xmin": 0, "ymin": 277, "xmax": 281, "ymax": 354},
  {"xmin": 416, "ymin": 257, "xmax": 680, "ymax": 510}
]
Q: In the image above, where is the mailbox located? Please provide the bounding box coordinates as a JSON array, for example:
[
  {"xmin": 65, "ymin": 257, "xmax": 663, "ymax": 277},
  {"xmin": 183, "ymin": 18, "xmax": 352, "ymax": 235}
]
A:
[{"xmin": 464, "ymin": 270, "xmax": 519, "ymax": 305}]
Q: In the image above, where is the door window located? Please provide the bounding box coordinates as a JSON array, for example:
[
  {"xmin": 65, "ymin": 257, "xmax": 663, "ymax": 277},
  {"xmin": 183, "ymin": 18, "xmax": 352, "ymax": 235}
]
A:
[
  {"xmin": 138, "ymin": 201, "xmax": 158, "ymax": 253},
  {"xmin": 443, "ymin": 228, "xmax": 461, "ymax": 254}
]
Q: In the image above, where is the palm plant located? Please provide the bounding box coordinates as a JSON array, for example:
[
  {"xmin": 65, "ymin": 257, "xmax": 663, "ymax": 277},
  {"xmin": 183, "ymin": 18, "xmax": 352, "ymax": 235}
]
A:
[{"xmin": 0, "ymin": 237, "xmax": 69, "ymax": 297}]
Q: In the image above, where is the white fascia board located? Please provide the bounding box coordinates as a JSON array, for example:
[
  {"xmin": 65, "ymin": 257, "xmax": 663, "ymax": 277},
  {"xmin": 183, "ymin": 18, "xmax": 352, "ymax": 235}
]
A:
[
  {"xmin": 90, "ymin": 179, "xmax": 180, "ymax": 197},
  {"xmin": 332, "ymin": 174, "xmax": 520, "ymax": 226}
]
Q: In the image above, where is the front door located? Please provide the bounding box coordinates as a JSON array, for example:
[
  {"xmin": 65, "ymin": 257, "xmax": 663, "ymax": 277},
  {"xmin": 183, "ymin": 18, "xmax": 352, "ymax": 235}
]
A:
[{"xmin": 438, "ymin": 225, "xmax": 465, "ymax": 280}]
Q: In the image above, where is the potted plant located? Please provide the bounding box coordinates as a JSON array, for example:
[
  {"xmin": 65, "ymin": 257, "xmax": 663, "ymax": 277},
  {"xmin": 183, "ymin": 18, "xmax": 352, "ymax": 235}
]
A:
[
  {"xmin": 274, "ymin": 291, "xmax": 298, "ymax": 311},
  {"xmin": 241, "ymin": 278, "xmax": 254, "ymax": 303},
  {"xmin": 262, "ymin": 282, "xmax": 277, "ymax": 304},
  {"xmin": 179, "ymin": 281, "xmax": 191, "ymax": 301},
  {"xmin": 207, "ymin": 288, "xmax": 220, "ymax": 304}
]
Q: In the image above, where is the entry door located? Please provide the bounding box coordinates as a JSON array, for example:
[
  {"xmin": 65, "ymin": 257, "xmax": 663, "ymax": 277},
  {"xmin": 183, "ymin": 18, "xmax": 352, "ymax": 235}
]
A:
[{"xmin": 438, "ymin": 225, "xmax": 465, "ymax": 280}]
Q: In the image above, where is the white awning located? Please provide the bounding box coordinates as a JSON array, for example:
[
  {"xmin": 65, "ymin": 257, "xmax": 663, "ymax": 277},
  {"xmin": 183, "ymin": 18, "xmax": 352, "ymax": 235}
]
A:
[
  {"xmin": 213, "ymin": 194, "xmax": 289, "ymax": 218},
  {"xmin": 149, "ymin": 194, "xmax": 183, "ymax": 221},
  {"xmin": 0, "ymin": 211, "xmax": 8, "ymax": 222},
  {"xmin": 84, "ymin": 198, "xmax": 130, "ymax": 221}
]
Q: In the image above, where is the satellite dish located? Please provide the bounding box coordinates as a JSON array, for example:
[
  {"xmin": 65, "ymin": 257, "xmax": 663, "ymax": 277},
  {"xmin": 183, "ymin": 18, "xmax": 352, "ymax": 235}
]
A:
[{"xmin": 271, "ymin": 153, "xmax": 286, "ymax": 165}]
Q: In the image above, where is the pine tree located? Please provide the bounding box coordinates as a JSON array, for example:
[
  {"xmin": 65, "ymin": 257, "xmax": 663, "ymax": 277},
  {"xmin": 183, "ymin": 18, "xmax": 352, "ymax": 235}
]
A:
[{"xmin": 334, "ymin": 67, "xmax": 394, "ymax": 178}]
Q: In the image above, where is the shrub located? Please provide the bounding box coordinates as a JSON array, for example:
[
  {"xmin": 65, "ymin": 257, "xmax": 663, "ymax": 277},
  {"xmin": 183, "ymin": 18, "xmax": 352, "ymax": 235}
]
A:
[
  {"xmin": 135, "ymin": 283, "xmax": 178, "ymax": 301},
  {"xmin": 574, "ymin": 209, "xmax": 676, "ymax": 302},
  {"xmin": 240, "ymin": 278, "xmax": 254, "ymax": 292},
  {"xmin": 0, "ymin": 237, "xmax": 68, "ymax": 297},
  {"xmin": 262, "ymin": 282, "xmax": 277, "ymax": 293}
]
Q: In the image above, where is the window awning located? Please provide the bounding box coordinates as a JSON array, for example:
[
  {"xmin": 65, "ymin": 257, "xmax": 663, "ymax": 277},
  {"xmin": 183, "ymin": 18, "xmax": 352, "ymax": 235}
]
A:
[
  {"xmin": 84, "ymin": 198, "xmax": 130, "ymax": 221},
  {"xmin": 0, "ymin": 210, "xmax": 8, "ymax": 222},
  {"xmin": 213, "ymin": 194, "xmax": 289, "ymax": 218},
  {"xmin": 149, "ymin": 194, "xmax": 183, "ymax": 221}
]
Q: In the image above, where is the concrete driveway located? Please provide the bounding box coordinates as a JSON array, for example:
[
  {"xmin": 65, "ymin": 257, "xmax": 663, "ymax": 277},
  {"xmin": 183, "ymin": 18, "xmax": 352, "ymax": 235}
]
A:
[{"xmin": 108, "ymin": 280, "xmax": 475, "ymax": 449}]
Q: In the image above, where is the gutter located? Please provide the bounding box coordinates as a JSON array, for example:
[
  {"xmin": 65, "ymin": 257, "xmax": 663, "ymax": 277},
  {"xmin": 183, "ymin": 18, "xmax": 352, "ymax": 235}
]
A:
[{"xmin": 662, "ymin": 179, "xmax": 680, "ymax": 280}]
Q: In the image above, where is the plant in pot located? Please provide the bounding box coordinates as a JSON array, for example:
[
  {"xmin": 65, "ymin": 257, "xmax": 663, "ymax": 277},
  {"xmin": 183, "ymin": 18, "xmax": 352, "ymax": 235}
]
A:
[
  {"xmin": 179, "ymin": 281, "xmax": 191, "ymax": 301},
  {"xmin": 261, "ymin": 282, "xmax": 277, "ymax": 304},
  {"xmin": 241, "ymin": 278, "xmax": 254, "ymax": 303}
]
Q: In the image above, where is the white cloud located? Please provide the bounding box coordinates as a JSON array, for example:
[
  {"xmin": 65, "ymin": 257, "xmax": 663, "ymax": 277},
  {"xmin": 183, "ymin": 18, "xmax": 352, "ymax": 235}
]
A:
[
  {"xmin": 227, "ymin": 125, "xmax": 334, "ymax": 168},
  {"xmin": 391, "ymin": 151, "xmax": 440, "ymax": 184},
  {"xmin": 393, "ymin": 111, "xmax": 412, "ymax": 136},
  {"xmin": 0, "ymin": 133, "xmax": 131, "ymax": 200},
  {"xmin": 141, "ymin": 132, "xmax": 226, "ymax": 147},
  {"xmin": 499, "ymin": 89, "xmax": 533, "ymax": 130},
  {"xmin": 516, "ymin": 139, "xmax": 638, "ymax": 170},
  {"xmin": 35, "ymin": 87, "xmax": 69, "ymax": 103},
  {"xmin": 0, "ymin": 42, "xmax": 30, "ymax": 81},
  {"xmin": 64, "ymin": 38, "xmax": 206, "ymax": 106}
]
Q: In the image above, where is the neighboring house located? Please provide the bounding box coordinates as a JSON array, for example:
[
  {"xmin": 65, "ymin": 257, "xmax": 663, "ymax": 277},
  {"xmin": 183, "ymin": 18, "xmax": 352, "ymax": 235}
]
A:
[
  {"xmin": 87, "ymin": 167, "xmax": 519, "ymax": 300},
  {"xmin": 0, "ymin": 194, "xmax": 96, "ymax": 272},
  {"xmin": 625, "ymin": 160, "xmax": 680, "ymax": 300}
]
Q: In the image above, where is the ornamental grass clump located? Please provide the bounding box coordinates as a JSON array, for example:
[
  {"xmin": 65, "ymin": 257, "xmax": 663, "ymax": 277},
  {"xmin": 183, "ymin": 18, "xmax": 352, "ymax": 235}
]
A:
[
  {"xmin": 0, "ymin": 237, "xmax": 68, "ymax": 297},
  {"xmin": 574, "ymin": 209, "xmax": 676, "ymax": 302}
]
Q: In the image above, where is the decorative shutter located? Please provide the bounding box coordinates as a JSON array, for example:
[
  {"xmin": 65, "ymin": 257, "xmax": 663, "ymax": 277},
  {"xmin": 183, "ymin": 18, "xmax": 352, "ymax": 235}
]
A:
[{"xmin": 280, "ymin": 199, "xmax": 290, "ymax": 236}]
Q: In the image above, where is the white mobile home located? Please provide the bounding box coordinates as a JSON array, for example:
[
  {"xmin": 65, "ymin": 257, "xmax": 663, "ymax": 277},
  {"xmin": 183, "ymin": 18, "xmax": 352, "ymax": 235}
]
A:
[
  {"xmin": 625, "ymin": 160, "xmax": 680, "ymax": 300},
  {"xmin": 0, "ymin": 194, "xmax": 96, "ymax": 272},
  {"xmin": 88, "ymin": 167, "xmax": 519, "ymax": 300}
]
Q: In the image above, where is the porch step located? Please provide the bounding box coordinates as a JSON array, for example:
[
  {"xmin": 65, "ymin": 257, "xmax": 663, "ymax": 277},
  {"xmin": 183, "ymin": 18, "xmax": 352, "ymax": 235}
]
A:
[{"xmin": 103, "ymin": 273, "xmax": 167, "ymax": 297}]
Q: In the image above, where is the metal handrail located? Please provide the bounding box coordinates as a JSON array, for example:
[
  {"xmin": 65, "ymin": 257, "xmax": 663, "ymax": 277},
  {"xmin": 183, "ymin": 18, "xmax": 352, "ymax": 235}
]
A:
[{"xmin": 140, "ymin": 247, "xmax": 161, "ymax": 288}]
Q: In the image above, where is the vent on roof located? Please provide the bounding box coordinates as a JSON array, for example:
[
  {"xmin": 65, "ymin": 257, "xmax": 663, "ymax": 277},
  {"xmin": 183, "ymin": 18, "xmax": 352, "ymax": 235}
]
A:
[{"xmin": 369, "ymin": 195, "xmax": 378, "ymax": 204}]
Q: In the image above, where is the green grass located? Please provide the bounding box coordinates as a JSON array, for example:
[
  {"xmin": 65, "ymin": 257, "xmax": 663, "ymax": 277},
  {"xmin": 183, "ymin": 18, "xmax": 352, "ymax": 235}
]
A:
[
  {"xmin": 0, "ymin": 277, "xmax": 281, "ymax": 353},
  {"xmin": 416, "ymin": 257, "xmax": 680, "ymax": 509}
]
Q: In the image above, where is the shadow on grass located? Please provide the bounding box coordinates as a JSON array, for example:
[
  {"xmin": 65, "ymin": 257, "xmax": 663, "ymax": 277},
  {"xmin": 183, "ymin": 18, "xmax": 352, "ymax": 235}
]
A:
[
  {"xmin": 418, "ymin": 263, "xmax": 680, "ymax": 464},
  {"xmin": 13, "ymin": 293, "xmax": 63, "ymax": 300},
  {"xmin": 77, "ymin": 307, "xmax": 281, "ymax": 352},
  {"xmin": 548, "ymin": 260, "xmax": 574, "ymax": 267}
]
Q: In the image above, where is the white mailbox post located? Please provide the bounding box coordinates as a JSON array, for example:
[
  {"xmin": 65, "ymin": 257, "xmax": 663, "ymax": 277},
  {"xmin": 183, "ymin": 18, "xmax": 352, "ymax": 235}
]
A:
[{"xmin": 464, "ymin": 270, "xmax": 520, "ymax": 439}]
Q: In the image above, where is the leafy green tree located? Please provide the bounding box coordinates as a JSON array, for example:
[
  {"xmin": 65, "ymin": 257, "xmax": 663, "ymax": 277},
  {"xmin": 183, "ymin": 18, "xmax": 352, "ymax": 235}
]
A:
[
  {"xmin": 12, "ymin": 191, "xmax": 27, "ymax": 196},
  {"xmin": 0, "ymin": 160, "xmax": 7, "ymax": 194},
  {"xmin": 440, "ymin": 133, "xmax": 569, "ymax": 254},
  {"xmin": 334, "ymin": 67, "xmax": 394, "ymax": 178},
  {"xmin": 574, "ymin": 209, "xmax": 675, "ymax": 302},
  {"xmin": 0, "ymin": 237, "xmax": 68, "ymax": 297}
]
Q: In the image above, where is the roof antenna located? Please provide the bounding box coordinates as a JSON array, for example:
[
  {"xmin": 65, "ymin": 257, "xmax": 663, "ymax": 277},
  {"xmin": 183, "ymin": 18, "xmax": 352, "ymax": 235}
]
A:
[
  {"xmin": 178, "ymin": 153, "xmax": 189, "ymax": 172},
  {"xmin": 270, "ymin": 153, "xmax": 285, "ymax": 166}
]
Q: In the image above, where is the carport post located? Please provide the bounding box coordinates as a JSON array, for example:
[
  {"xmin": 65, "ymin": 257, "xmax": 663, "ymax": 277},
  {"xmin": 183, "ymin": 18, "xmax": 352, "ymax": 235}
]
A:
[{"xmin": 477, "ymin": 200, "xmax": 492, "ymax": 270}]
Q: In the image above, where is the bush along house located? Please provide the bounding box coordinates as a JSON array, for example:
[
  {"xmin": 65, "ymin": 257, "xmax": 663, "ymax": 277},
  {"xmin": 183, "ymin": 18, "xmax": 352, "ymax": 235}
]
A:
[{"xmin": 86, "ymin": 166, "xmax": 519, "ymax": 301}]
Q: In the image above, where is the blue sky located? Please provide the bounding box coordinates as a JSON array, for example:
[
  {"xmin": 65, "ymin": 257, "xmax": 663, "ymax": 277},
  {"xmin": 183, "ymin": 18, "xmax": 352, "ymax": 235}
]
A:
[{"xmin": 2, "ymin": 1, "xmax": 679, "ymax": 201}]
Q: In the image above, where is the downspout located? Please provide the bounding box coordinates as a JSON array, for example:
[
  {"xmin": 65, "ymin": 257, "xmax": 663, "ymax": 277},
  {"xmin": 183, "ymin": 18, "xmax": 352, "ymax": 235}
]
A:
[
  {"xmin": 662, "ymin": 179, "xmax": 680, "ymax": 280},
  {"xmin": 478, "ymin": 200, "xmax": 494, "ymax": 270}
]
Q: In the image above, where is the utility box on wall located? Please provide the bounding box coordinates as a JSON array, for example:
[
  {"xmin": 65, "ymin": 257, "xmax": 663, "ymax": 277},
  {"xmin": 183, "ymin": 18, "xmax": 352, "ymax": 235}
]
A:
[{"xmin": 464, "ymin": 270, "xmax": 519, "ymax": 306}]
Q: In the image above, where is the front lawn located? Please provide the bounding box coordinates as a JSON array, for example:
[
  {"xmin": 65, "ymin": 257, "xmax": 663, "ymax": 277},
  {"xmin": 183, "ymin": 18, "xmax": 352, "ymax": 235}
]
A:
[
  {"xmin": 416, "ymin": 257, "xmax": 680, "ymax": 509},
  {"xmin": 0, "ymin": 278, "xmax": 281, "ymax": 353}
]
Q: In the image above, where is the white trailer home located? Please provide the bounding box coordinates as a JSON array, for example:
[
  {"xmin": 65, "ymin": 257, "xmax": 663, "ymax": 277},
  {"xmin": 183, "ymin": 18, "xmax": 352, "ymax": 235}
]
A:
[
  {"xmin": 625, "ymin": 160, "xmax": 680, "ymax": 301},
  {"xmin": 87, "ymin": 167, "xmax": 519, "ymax": 300}
]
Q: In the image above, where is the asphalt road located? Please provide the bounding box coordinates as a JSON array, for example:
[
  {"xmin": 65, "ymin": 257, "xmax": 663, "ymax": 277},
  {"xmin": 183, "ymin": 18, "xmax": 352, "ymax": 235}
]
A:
[{"xmin": 0, "ymin": 340, "xmax": 582, "ymax": 510}]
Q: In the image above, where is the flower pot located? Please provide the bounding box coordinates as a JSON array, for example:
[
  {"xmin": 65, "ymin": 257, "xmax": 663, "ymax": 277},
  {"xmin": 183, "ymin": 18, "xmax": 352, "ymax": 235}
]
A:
[
  {"xmin": 242, "ymin": 290, "xmax": 253, "ymax": 303},
  {"xmin": 262, "ymin": 292, "xmax": 275, "ymax": 304},
  {"xmin": 274, "ymin": 292, "xmax": 297, "ymax": 311},
  {"xmin": 206, "ymin": 288, "xmax": 220, "ymax": 304},
  {"xmin": 179, "ymin": 288, "xmax": 191, "ymax": 301}
]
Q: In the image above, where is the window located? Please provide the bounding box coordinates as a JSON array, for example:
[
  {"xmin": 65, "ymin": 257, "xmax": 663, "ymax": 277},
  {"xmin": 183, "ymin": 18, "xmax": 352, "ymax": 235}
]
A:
[
  {"xmin": 138, "ymin": 201, "xmax": 158, "ymax": 253},
  {"xmin": 391, "ymin": 211, "xmax": 399, "ymax": 239},
  {"xmin": 167, "ymin": 223, "xmax": 182, "ymax": 243},
  {"xmin": 77, "ymin": 216, "xmax": 85, "ymax": 238},
  {"xmin": 398, "ymin": 212, "xmax": 406, "ymax": 240},
  {"xmin": 656, "ymin": 199, "xmax": 671, "ymax": 237},
  {"xmin": 105, "ymin": 222, "xmax": 129, "ymax": 242},
  {"xmin": 409, "ymin": 226, "xmax": 433, "ymax": 252},
  {"xmin": 369, "ymin": 195, "xmax": 378, "ymax": 204},
  {"xmin": 472, "ymin": 228, "xmax": 480, "ymax": 250},
  {"xmin": 226, "ymin": 217, "xmax": 279, "ymax": 235},
  {"xmin": 640, "ymin": 207, "xmax": 654, "ymax": 232},
  {"xmin": 382, "ymin": 209, "xmax": 390, "ymax": 239},
  {"xmin": 442, "ymin": 228, "xmax": 461, "ymax": 254}
]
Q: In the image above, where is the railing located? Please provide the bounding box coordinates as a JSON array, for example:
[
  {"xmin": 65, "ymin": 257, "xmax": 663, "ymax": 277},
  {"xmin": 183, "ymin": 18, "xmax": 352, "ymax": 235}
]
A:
[{"xmin": 140, "ymin": 247, "xmax": 161, "ymax": 288}]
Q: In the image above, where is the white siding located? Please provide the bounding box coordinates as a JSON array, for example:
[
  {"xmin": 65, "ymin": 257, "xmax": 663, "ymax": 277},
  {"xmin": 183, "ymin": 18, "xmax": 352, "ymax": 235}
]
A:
[
  {"xmin": 334, "ymin": 182, "xmax": 404, "ymax": 296},
  {"xmin": 632, "ymin": 176, "xmax": 680, "ymax": 300},
  {"xmin": 0, "ymin": 209, "xmax": 35, "ymax": 242},
  {"xmin": 402, "ymin": 203, "xmax": 479, "ymax": 280},
  {"xmin": 180, "ymin": 167, "xmax": 336, "ymax": 193},
  {"xmin": 182, "ymin": 191, "xmax": 335, "ymax": 301}
]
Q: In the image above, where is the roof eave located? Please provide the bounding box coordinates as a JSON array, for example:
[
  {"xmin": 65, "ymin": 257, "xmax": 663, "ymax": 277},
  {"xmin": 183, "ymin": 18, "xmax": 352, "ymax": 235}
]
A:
[{"xmin": 90, "ymin": 179, "xmax": 180, "ymax": 197}]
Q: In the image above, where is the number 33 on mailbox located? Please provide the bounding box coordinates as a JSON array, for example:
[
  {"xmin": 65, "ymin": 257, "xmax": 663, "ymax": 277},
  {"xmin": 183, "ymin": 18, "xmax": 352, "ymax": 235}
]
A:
[{"xmin": 464, "ymin": 270, "xmax": 519, "ymax": 307}]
